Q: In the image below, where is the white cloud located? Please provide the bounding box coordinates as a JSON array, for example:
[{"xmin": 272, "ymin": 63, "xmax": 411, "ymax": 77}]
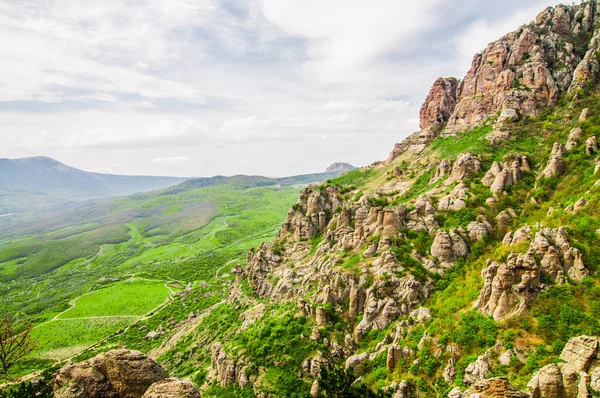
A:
[
  {"xmin": 259, "ymin": 0, "xmax": 443, "ymax": 81},
  {"xmin": 151, "ymin": 156, "xmax": 191, "ymax": 165},
  {"xmin": 0, "ymin": 0, "xmax": 579, "ymax": 177}
]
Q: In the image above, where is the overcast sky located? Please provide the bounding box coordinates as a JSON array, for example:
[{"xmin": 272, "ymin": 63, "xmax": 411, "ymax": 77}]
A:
[{"xmin": 0, "ymin": 0, "xmax": 579, "ymax": 177}]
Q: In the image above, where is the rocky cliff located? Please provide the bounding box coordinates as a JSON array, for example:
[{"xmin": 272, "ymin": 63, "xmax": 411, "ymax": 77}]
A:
[
  {"xmin": 418, "ymin": 2, "xmax": 600, "ymax": 142},
  {"xmin": 205, "ymin": 2, "xmax": 600, "ymax": 396}
]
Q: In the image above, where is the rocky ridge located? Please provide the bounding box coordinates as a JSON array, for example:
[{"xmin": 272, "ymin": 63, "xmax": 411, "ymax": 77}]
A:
[
  {"xmin": 38, "ymin": 2, "xmax": 600, "ymax": 398},
  {"xmin": 205, "ymin": 2, "xmax": 600, "ymax": 396}
]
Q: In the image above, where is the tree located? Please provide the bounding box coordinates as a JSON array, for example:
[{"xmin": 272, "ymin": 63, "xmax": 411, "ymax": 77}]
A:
[
  {"xmin": 0, "ymin": 317, "xmax": 36, "ymax": 380},
  {"xmin": 317, "ymin": 366, "xmax": 392, "ymax": 398}
]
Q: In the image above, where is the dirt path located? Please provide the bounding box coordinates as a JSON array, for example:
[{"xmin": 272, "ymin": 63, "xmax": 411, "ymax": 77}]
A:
[
  {"xmin": 215, "ymin": 258, "xmax": 238, "ymax": 279},
  {"xmin": 87, "ymin": 246, "xmax": 103, "ymax": 264}
]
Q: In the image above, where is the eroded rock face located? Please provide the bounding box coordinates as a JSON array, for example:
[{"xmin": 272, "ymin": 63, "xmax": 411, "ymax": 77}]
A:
[
  {"xmin": 142, "ymin": 379, "xmax": 200, "ymax": 398},
  {"xmin": 463, "ymin": 351, "xmax": 492, "ymax": 385},
  {"xmin": 477, "ymin": 227, "xmax": 589, "ymax": 320},
  {"xmin": 482, "ymin": 154, "xmax": 530, "ymax": 193},
  {"xmin": 430, "ymin": 229, "xmax": 469, "ymax": 269},
  {"xmin": 528, "ymin": 336, "xmax": 600, "ymax": 398},
  {"xmin": 566, "ymin": 127, "xmax": 583, "ymax": 151},
  {"xmin": 560, "ymin": 335, "xmax": 599, "ymax": 372},
  {"xmin": 449, "ymin": 152, "xmax": 482, "ymax": 183},
  {"xmin": 475, "ymin": 255, "xmax": 540, "ymax": 321},
  {"xmin": 209, "ymin": 343, "xmax": 245, "ymax": 387},
  {"xmin": 53, "ymin": 350, "xmax": 169, "ymax": 398},
  {"xmin": 419, "ymin": 77, "xmax": 460, "ymax": 130},
  {"xmin": 463, "ymin": 377, "xmax": 529, "ymax": 398},
  {"xmin": 441, "ymin": 3, "xmax": 600, "ymax": 133}
]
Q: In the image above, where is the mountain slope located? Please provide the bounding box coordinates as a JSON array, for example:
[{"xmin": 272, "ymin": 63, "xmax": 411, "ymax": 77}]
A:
[
  {"xmin": 6, "ymin": 3, "xmax": 600, "ymax": 398},
  {"xmin": 119, "ymin": 3, "xmax": 598, "ymax": 397}
]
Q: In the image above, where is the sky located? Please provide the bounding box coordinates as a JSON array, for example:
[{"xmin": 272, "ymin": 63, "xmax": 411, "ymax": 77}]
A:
[{"xmin": 0, "ymin": 0, "xmax": 580, "ymax": 177}]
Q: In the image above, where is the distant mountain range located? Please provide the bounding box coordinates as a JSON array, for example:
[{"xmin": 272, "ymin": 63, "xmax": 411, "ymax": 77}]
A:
[
  {"xmin": 0, "ymin": 156, "xmax": 356, "ymax": 214},
  {"xmin": 0, "ymin": 157, "xmax": 190, "ymax": 213},
  {"xmin": 325, "ymin": 162, "xmax": 356, "ymax": 173}
]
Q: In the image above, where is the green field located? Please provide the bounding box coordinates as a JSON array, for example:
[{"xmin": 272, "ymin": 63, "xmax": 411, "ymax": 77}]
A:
[
  {"xmin": 31, "ymin": 318, "xmax": 135, "ymax": 359},
  {"xmin": 25, "ymin": 278, "xmax": 172, "ymax": 359},
  {"xmin": 0, "ymin": 179, "xmax": 302, "ymax": 371},
  {"xmin": 58, "ymin": 278, "xmax": 171, "ymax": 318}
]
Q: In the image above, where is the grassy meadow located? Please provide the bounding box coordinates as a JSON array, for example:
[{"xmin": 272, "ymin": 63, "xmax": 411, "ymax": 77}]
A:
[{"xmin": 0, "ymin": 179, "xmax": 301, "ymax": 372}]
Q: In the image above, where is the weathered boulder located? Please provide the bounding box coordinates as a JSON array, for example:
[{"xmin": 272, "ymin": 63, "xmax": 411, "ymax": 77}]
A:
[
  {"xmin": 587, "ymin": 136, "xmax": 598, "ymax": 154},
  {"xmin": 482, "ymin": 154, "xmax": 529, "ymax": 193},
  {"xmin": 475, "ymin": 254, "xmax": 540, "ymax": 320},
  {"xmin": 539, "ymin": 142, "xmax": 566, "ymax": 178},
  {"xmin": 559, "ymin": 335, "xmax": 599, "ymax": 372},
  {"xmin": 53, "ymin": 350, "xmax": 169, "ymax": 398},
  {"xmin": 527, "ymin": 336, "xmax": 600, "ymax": 397},
  {"xmin": 468, "ymin": 221, "xmax": 490, "ymax": 242},
  {"xmin": 142, "ymin": 379, "xmax": 200, "ymax": 398},
  {"xmin": 463, "ymin": 351, "xmax": 492, "ymax": 385},
  {"xmin": 449, "ymin": 152, "xmax": 482, "ymax": 182},
  {"xmin": 566, "ymin": 127, "xmax": 582, "ymax": 151},
  {"xmin": 438, "ymin": 183, "xmax": 469, "ymax": 211},
  {"xmin": 496, "ymin": 108, "xmax": 519, "ymax": 125},
  {"xmin": 430, "ymin": 159, "xmax": 452, "ymax": 184},
  {"xmin": 430, "ymin": 229, "xmax": 469, "ymax": 268},
  {"xmin": 463, "ymin": 377, "xmax": 529, "ymax": 397}
]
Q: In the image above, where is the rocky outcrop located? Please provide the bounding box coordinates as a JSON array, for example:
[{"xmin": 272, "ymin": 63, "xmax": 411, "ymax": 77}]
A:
[
  {"xmin": 587, "ymin": 136, "xmax": 598, "ymax": 154},
  {"xmin": 476, "ymin": 227, "xmax": 589, "ymax": 320},
  {"xmin": 209, "ymin": 343, "xmax": 245, "ymax": 387},
  {"xmin": 419, "ymin": 77, "xmax": 459, "ymax": 130},
  {"xmin": 463, "ymin": 351, "xmax": 493, "ymax": 385},
  {"xmin": 53, "ymin": 350, "xmax": 169, "ymax": 398},
  {"xmin": 461, "ymin": 378, "xmax": 529, "ymax": 398},
  {"xmin": 386, "ymin": 129, "xmax": 438, "ymax": 163},
  {"xmin": 539, "ymin": 142, "xmax": 566, "ymax": 179},
  {"xmin": 439, "ymin": 3, "xmax": 600, "ymax": 133},
  {"xmin": 438, "ymin": 183, "xmax": 469, "ymax": 211},
  {"xmin": 475, "ymin": 255, "xmax": 540, "ymax": 320},
  {"xmin": 142, "ymin": 379, "xmax": 201, "ymax": 398},
  {"xmin": 482, "ymin": 154, "xmax": 530, "ymax": 193},
  {"xmin": 430, "ymin": 229, "xmax": 469, "ymax": 270},
  {"xmin": 467, "ymin": 219, "xmax": 491, "ymax": 242},
  {"xmin": 528, "ymin": 336, "xmax": 600, "ymax": 398},
  {"xmin": 566, "ymin": 127, "xmax": 583, "ymax": 151},
  {"xmin": 448, "ymin": 152, "xmax": 482, "ymax": 183}
]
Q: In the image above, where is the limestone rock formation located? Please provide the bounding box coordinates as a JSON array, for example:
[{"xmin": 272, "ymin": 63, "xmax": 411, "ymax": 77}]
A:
[
  {"xmin": 53, "ymin": 350, "xmax": 169, "ymax": 398},
  {"xmin": 528, "ymin": 336, "xmax": 600, "ymax": 398},
  {"xmin": 475, "ymin": 255, "xmax": 540, "ymax": 320},
  {"xmin": 539, "ymin": 142, "xmax": 566, "ymax": 178},
  {"xmin": 440, "ymin": 3, "xmax": 600, "ymax": 133},
  {"xmin": 209, "ymin": 343, "xmax": 243, "ymax": 387},
  {"xmin": 419, "ymin": 77, "xmax": 459, "ymax": 130},
  {"xmin": 430, "ymin": 229, "xmax": 469, "ymax": 269},
  {"xmin": 587, "ymin": 136, "xmax": 598, "ymax": 154},
  {"xmin": 477, "ymin": 226, "xmax": 589, "ymax": 320},
  {"xmin": 482, "ymin": 154, "xmax": 530, "ymax": 193},
  {"xmin": 142, "ymin": 379, "xmax": 201, "ymax": 398},
  {"xmin": 462, "ymin": 377, "xmax": 529, "ymax": 398},
  {"xmin": 463, "ymin": 351, "xmax": 492, "ymax": 385},
  {"xmin": 566, "ymin": 127, "xmax": 583, "ymax": 151},
  {"xmin": 448, "ymin": 152, "xmax": 482, "ymax": 183}
]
